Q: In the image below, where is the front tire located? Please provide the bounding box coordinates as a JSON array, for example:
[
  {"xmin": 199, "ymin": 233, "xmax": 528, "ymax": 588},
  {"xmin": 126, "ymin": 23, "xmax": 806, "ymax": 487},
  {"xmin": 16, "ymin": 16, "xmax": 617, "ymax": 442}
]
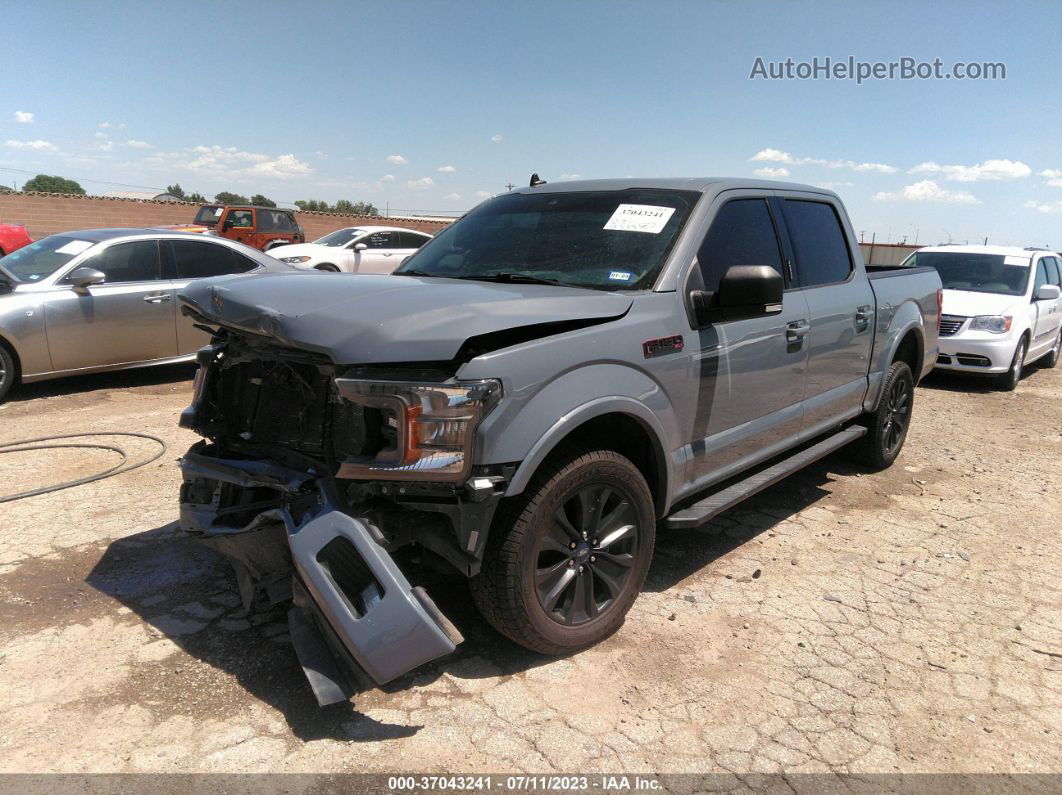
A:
[
  {"xmin": 471, "ymin": 448, "xmax": 656, "ymax": 655},
  {"xmin": 314, "ymin": 263, "xmax": 339, "ymax": 272},
  {"xmin": 0, "ymin": 343, "xmax": 18, "ymax": 403},
  {"xmin": 848, "ymin": 360, "xmax": 914, "ymax": 470},
  {"xmin": 997, "ymin": 336, "xmax": 1027, "ymax": 391}
]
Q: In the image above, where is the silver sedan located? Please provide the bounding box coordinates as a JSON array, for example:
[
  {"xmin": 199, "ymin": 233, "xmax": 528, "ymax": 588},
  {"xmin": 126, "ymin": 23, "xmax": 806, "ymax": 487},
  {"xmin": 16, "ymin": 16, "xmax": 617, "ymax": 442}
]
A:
[{"xmin": 0, "ymin": 228, "xmax": 295, "ymax": 401}]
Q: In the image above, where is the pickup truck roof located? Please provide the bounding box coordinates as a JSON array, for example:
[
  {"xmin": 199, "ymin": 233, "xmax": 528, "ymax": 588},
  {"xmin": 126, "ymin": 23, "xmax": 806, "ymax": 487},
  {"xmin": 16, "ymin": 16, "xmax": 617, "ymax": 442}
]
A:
[{"xmin": 510, "ymin": 176, "xmax": 837, "ymax": 196}]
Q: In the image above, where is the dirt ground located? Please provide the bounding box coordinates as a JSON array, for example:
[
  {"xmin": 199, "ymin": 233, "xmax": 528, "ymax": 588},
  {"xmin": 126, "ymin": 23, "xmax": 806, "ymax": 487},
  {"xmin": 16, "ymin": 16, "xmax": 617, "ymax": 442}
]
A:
[{"xmin": 0, "ymin": 361, "xmax": 1059, "ymax": 776}]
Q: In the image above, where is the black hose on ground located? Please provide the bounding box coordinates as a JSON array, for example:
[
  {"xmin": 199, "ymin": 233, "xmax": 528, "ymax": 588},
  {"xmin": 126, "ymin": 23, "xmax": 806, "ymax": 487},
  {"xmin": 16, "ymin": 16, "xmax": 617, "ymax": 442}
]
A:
[{"xmin": 0, "ymin": 432, "xmax": 168, "ymax": 503}]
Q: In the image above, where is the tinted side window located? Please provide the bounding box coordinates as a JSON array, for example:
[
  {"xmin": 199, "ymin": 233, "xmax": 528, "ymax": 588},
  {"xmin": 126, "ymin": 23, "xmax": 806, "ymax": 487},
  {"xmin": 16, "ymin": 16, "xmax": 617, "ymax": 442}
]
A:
[
  {"xmin": 363, "ymin": 232, "xmax": 397, "ymax": 248},
  {"xmin": 86, "ymin": 241, "xmax": 161, "ymax": 283},
  {"xmin": 782, "ymin": 200, "xmax": 853, "ymax": 287},
  {"xmin": 1033, "ymin": 260, "xmax": 1049, "ymax": 294},
  {"xmin": 695, "ymin": 199, "xmax": 784, "ymax": 292},
  {"xmin": 400, "ymin": 231, "xmax": 429, "ymax": 249},
  {"xmin": 169, "ymin": 240, "xmax": 245, "ymax": 278},
  {"xmin": 1043, "ymin": 256, "xmax": 1060, "ymax": 287},
  {"xmin": 228, "ymin": 210, "xmax": 253, "ymax": 228}
]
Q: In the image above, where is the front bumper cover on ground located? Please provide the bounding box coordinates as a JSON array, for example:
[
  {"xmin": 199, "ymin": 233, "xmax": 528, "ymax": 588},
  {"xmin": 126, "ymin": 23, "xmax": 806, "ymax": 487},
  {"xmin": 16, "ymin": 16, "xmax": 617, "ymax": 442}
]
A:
[{"xmin": 178, "ymin": 448, "xmax": 463, "ymax": 706}]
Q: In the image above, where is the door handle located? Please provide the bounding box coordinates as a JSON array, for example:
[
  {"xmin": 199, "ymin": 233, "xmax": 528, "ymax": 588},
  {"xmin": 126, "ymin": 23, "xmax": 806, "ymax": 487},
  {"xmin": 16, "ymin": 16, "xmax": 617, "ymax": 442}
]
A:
[
  {"xmin": 785, "ymin": 319, "xmax": 810, "ymax": 343},
  {"xmin": 143, "ymin": 293, "xmax": 172, "ymax": 304},
  {"xmin": 855, "ymin": 304, "xmax": 874, "ymax": 331}
]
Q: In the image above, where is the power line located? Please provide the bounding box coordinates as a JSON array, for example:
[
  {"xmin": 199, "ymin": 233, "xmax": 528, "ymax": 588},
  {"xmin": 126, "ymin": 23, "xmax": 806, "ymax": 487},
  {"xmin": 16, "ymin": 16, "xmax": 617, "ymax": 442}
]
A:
[{"xmin": 0, "ymin": 166, "xmax": 166, "ymax": 193}]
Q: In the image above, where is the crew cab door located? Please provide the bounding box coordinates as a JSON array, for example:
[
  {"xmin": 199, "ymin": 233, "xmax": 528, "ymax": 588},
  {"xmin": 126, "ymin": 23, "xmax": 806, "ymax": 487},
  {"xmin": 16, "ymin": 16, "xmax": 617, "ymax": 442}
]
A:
[
  {"xmin": 684, "ymin": 194, "xmax": 811, "ymax": 488},
  {"xmin": 776, "ymin": 196, "xmax": 875, "ymax": 440},
  {"xmin": 45, "ymin": 240, "xmax": 177, "ymax": 371}
]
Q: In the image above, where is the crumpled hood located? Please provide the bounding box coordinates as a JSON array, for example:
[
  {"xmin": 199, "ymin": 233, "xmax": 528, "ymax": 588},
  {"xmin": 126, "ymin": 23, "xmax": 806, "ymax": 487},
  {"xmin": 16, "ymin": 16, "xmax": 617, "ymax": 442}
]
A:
[
  {"xmin": 941, "ymin": 289, "xmax": 1019, "ymax": 318},
  {"xmin": 179, "ymin": 272, "xmax": 632, "ymax": 363}
]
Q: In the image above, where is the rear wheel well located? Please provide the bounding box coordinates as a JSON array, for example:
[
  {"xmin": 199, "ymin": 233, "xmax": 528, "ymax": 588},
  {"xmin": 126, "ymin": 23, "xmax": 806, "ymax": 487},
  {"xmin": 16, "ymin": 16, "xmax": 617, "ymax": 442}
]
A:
[
  {"xmin": 893, "ymin": 330, "xmax": 922, "ymax": 379},
  {"xmin": 534, "ymin": 413, "xmax": 666, "ymax": 517}
]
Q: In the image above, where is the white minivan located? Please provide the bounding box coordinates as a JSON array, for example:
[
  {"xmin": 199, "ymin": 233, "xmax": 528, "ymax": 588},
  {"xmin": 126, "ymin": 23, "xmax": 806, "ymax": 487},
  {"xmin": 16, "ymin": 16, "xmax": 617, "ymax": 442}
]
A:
[{"xmin": 901, "ymin": 245, "xmax": 1062, "ymax": 390}]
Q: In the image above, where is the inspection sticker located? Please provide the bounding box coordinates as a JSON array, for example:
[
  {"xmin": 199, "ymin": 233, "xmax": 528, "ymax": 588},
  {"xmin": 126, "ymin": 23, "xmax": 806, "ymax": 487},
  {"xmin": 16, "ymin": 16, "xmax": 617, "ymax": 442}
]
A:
[
  {"xmin": 609, "ymin": 270, "xmax": 632, "ymax": 281},
  {"xmin": 56, "ymin": 240, "xmax": 93, "ymax": 256},
  {"xmin": 603, "ymin": 204, "xmax": 676, "ymax": 234},
  {"xmin": 1004, "ymin": 255, "xmax": 1029, "ymax": 266}
]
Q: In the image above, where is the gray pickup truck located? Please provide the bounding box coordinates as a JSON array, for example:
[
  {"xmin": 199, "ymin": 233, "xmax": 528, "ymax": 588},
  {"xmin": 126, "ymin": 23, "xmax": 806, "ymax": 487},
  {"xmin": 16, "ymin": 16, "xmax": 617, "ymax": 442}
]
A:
[{"xmin": 177, "ymin": 178, "xmax": 941, "ymax": 705}]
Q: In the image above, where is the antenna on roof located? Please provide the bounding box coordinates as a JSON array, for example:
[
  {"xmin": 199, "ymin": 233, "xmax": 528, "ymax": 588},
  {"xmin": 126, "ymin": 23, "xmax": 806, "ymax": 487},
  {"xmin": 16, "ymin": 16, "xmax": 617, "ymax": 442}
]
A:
[{"xmin": 529, "ymin": 173, "xmax": 547, "ymax": 187}]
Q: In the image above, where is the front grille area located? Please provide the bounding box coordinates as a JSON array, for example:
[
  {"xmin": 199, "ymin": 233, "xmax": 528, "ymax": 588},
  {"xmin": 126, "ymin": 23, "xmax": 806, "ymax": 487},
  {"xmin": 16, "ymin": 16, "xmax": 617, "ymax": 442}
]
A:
[{"xmin": 939, "ymin": 315, "xmax": 966, "ymax": 337}]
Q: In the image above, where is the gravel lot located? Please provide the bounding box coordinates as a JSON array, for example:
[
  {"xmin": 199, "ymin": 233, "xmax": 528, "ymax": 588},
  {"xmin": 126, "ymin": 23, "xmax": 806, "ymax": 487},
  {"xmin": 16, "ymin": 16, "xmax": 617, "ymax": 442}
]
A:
[{"xmin": 1, "ymin": 362, "xmax": 1059, "ymax": 775}]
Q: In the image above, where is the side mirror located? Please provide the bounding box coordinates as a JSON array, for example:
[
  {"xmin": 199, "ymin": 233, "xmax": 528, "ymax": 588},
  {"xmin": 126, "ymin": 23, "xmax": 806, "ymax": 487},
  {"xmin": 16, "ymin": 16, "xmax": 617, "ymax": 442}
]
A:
[
  {"xmin": 690, "ymin": 265, "xmax": 784, "ymax": 326},
  {"xmin": 353, "ymin": 243, "xmax": 368, "ymax": 252},
  {"xmin": 1035, "ymin": 284, "xmax": 1061, "ymax": 301},
  {"xmin": 67, "ymin": 267, "xmax": 106, "ymax": 289}
]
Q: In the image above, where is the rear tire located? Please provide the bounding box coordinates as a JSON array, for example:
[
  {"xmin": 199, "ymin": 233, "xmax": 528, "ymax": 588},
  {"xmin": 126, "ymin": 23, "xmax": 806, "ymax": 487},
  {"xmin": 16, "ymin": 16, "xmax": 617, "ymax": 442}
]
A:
[
  {"xmin": 470, "ymin": 448, "xmax": 656, "ymax": 655},
  {"xmin": 0, "ymin": 343, "xmax": 18, "ymax": 404},
  {"xmin": 996, "ymin": 336, "xmax": 1027, "ymax": 391},
  {"xmin": 1038, "ymin": 327, "xmax": 1061, "ymax": 369},
  {"xmin": 847, "ymin": 360, "xmax": 914, "ymax": 470}
]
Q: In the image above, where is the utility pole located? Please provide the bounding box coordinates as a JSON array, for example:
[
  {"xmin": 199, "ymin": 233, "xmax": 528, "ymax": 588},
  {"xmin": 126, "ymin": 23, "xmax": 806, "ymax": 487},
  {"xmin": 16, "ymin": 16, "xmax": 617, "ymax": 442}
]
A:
[{"xmin": 505, "ymin": 182, "xmax": 515, "ymax": 191}]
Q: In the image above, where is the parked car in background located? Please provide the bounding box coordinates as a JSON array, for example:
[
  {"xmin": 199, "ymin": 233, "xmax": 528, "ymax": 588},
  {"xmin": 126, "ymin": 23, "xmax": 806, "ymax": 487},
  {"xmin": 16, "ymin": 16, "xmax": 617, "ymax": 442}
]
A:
[
  {"xmin": 0, "ymin": 222, "xmax": 32, "ymax": 257},
  {"xmin": 0, "ymin": 229, "xmax": 294, "ymax": 402},
  {"xmin": 268, "ymin": 226, "xmax": 433, "ymax": 272},
  {"xmin": 176, "ymin": 177, "xmax": 941, "ymax": 705},
  {"xmin": 190, "ymin": 205, "xmax": 306, "ymax": 251},
  {"xmin": 902, "ymin": 245, "xmax": 1062, "ymax": 390}
]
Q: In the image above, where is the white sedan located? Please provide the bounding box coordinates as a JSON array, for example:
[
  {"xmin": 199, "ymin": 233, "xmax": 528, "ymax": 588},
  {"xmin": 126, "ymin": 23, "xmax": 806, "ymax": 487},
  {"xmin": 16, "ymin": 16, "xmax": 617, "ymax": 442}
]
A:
[{"xmin": 268, "ymin": 226, "xmax": 433, "ymax": 273}]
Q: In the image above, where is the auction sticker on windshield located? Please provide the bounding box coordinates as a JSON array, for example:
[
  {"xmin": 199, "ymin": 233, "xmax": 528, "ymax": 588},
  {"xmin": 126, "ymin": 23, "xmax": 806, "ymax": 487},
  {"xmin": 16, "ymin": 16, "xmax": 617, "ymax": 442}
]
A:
[
  {"xmin": 603, "ymin": 204, "xmax": 676, "ymax": 234},
  {"xmin": 55, "ymin": 240, "xmax": 93, "ymax": 256}
]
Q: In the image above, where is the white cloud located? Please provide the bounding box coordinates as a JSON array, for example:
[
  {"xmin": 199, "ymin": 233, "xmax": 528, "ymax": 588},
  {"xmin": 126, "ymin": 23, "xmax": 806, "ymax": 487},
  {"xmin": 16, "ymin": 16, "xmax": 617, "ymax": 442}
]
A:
[
  {"xmin": 475, "ymin": 190, "xmax": 493, "ymax": 199},
  {"xmin": 817, "ymin": 181, "xmax": 854, "ymax": 189},
  {"xmin": 908, "ymin": 159, "xmax": 1031, "ymax": 182},
  {"xmin": 380, "ymin": 174, "xmax": 395, "ymax": 182},
  {"xmin": 124, "ymin": 139, "xmax": 151, "ymax": 149},
  {"xmin": 559, "ymin": 173, "xmax": 582, "ymax": 180},
  {"xmin": 872, "ymin": 180, "xmax": 979, "ymax": 204},
  {"xmin": 14, "ymin": 111, "xmax": 34, "ymax": 124},
  {"xmin": 98, "ymin": 121, "xmax": 125, "ymax": 130},
  {"xmin": 751, "ymin": 148, "xmax": 895, "ymax": 174},
  {"xmin": 753, "ymin": 166, "xmax": 789, "ymax": 178},
  {"xmin": 4, "ymin": 139, "xmax": 57, "ymax": 152},
  {"xmin": 386, "ymin": 154, "xmax": 408, "ymax": 165},
  {"xmin": 314, "ymin": 150, "xmax": 327, "ymax": 159},
  {"xmin": 443, "ymin": 192, "xmax": 461, "ymax": 200},
  {"xmin": 142, "ymin": 144, "xmax": 312, "ymax": 180},
  {"xmin": 407, "ymin": 176, "xmax": 434, "ymax": 188},
  {"xmin": 437, "ymin": 165, "xmax": 456, "ymax": 173},
  {"xmin": 249, "ymin": 153, "xmax": 312, "ymax": 178},
  {"xmin": 1039, "ymin": 168, "xmax": 1062, "ymax": 188},
  {"xmin": 1023, "ymin": 199, "xmax": 1062, "ymax": 214},
  {"xmin": 490, "ymin": 134, "xmax": 503, "ymax": 142}
]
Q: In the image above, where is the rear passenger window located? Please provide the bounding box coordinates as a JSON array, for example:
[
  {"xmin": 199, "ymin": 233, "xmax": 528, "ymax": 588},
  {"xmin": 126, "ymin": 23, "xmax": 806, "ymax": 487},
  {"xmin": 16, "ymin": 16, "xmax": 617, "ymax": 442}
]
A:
[
  {"xmin": 695, "ymin": 199, "xmax": 784, "ymax": 292},
  {"xmin": 168, "ymin": 240, "xmax": 254, "ymax": 278},
  {"xmin": 399, "ymin": 231, "xmax": 429, "ymax": 249},
  {"xmin": 782, "ymin": 200, "xmax": 853, "ymax": 287}
]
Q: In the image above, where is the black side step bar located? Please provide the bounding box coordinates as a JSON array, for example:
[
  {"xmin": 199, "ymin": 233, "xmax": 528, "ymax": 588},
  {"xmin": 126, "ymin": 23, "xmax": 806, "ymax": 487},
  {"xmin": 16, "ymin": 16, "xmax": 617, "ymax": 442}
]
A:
[{"xmin": 664, "ymin": 427, "xmax": 867, "ymax": 530}]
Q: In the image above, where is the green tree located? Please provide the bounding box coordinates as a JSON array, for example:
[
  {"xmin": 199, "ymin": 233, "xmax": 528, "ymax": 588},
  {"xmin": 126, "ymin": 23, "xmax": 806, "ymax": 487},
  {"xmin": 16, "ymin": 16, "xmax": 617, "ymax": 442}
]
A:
[
  {"xmin": 187, "ymin": 192, "xmax": 207, "ymax": 203},
  {"xmin": 22, "ymin": 174, "xmax": 86, "ymax": 195},
  {"xmin": 165, "ymin": 183, "xmax": 187, "ymax": 199},
  {"xmin": 214, "ymin": 191, "xmax": 249, "ymax": 205},
  {"xmin": 295, "ymin": 198, "xmax": 330, "ymax": 212},
  {"xmin": 250, "ymin": 194, "xmax": 277, "ymax": 208}
]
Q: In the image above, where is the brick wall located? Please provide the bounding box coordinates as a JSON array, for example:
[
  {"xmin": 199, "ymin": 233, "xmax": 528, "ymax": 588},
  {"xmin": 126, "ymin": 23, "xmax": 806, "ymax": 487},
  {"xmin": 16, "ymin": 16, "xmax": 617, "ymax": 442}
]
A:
[{"xmin": 0, "ymin": 192, "xmax": 452, "ymax": 242}]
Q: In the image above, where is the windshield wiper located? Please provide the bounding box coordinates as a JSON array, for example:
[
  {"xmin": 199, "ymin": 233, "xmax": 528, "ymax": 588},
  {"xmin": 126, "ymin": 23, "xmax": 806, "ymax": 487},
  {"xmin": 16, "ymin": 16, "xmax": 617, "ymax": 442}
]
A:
[
  {"xmin": 394, "ymin": 269, "xmax": 445, "ymax": 278},
  {"xmin": 455, "ymin": 272, "xmax": 568, "ymax": 287}
]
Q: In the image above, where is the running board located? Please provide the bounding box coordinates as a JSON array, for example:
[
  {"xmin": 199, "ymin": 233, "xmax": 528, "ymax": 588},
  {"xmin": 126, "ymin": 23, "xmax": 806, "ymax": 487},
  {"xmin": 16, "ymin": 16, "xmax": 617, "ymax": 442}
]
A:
[{"xmin": 664, "ymin": 427, "xmax": 866, "ymax": 530}]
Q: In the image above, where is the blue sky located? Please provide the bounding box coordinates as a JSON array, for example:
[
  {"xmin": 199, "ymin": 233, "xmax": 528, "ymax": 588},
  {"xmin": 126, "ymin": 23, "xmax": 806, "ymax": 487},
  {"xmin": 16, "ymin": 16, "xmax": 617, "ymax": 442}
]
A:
[{"xmin": 3, "ymin": 0, "xmax": 1061, "ymax": 246}]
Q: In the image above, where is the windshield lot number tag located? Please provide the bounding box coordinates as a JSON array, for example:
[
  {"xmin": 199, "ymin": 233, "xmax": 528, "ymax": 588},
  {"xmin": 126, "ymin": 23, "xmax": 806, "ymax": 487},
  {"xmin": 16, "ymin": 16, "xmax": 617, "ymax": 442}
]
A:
[{"xmin": 604, "ymin": 204, "xmax": 676, "ymax": 234}]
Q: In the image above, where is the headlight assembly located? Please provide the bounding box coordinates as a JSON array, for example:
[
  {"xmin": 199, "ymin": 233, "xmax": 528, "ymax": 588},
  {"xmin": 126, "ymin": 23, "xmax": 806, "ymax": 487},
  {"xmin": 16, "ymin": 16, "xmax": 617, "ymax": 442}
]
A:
[
  {"xmin": 969, "ymin": 315, "xmax": 1012, "ymax": 334},
  {"xmin": 334, "ymin": 378, "xmax": 502, "ymax": 482},
  {"xmin": 280, "ymin": 255, "xmax": 311, "ymax": 264}
]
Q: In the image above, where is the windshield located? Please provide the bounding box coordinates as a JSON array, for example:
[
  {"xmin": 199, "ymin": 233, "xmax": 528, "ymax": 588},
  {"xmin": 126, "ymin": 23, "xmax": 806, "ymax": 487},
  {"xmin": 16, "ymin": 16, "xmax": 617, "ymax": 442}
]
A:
[
  {"xmin": 314, "ymin": 228, "xmax": 365, "ymax": 247},
  {"xmin": 193, "ymin": 205, "xmax": 224, "ymax": 226},
  {"xmin": 0, "ymin": 235, "xmax": 97, "ymax": 282},
  {"xmin": 903, "ymin": 251, "xmax": 1030, "ymax": 296},
  {"xmin": 395, "ymin": 188, "xmax": 701, "ymax": 290}
]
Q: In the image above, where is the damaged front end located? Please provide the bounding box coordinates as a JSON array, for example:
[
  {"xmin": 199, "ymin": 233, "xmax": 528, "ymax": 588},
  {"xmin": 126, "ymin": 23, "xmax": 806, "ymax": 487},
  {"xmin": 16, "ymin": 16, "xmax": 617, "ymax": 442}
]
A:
[{"xmin": 178, "ymin": 330, "xmax": 504, "ymax": 705}]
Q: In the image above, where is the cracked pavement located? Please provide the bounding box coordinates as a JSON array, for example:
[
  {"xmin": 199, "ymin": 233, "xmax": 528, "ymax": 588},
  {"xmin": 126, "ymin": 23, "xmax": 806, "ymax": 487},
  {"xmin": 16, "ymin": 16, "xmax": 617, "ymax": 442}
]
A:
[{"xmin": 0, "ymin": 362, "xmax": 1059, "ymax": 774}]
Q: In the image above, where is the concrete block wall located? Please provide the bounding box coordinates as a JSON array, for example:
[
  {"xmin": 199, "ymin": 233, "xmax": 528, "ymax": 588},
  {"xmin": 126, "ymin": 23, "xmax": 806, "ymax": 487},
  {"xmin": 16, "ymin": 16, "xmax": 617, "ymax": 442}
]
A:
[{"xmin": 0, "ymin": 192, "xmax": 452, "ymax": 242}]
